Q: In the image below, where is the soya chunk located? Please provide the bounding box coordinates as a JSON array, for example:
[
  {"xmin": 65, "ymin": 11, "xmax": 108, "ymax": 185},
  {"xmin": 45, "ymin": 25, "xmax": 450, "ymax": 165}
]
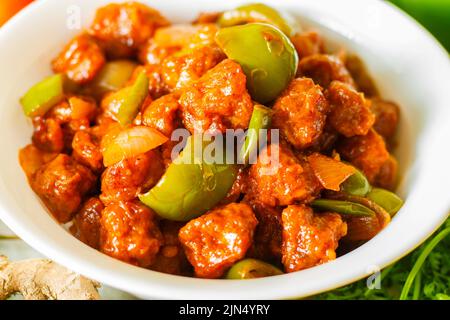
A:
[
  {"xmin": 298, "ymin": 54, "xmax": 356, "ymax": 88},
  {"xmin": 272, "ymin": 78, "xmax": 329, "ymax": 150},
  {"xmin": 374, "ymin": 155, "xmax": 398, "ymax": 191},
  {"xmin": 179, "ymin": 203, "xmax": 258, "ymax": 278},
  {"xmin": 19, "ymin": 144, "xmax": 58, "ymax": 180},
  {"xmin": 281, "ymin": 205, "xmax": 347, "ymax": 272},
  {"xmin": 32, "ymin": 117, "xmax": 64, "ymax": 153},
  {"xmin": 161, "ymin": 45, "xmax": 224, "ymax": 90},
  {"xmin": 179, "ymin": 59, "xmax": 253, "ymax": 133},
  {"xmin": 72, "ymin": 130, "xmax": 103, "ymax": 173},
  {"xmin": 31, "ymin": 154, "xmax": 96, "ymax": 223},
  {"xmin": 246, "ymin": 143, "xmax": 322, "ymax": 207},
  {"xmin": 150, "ymin": 221, "xmax": 191, "ymax": 276},
  {"xmin": 290, "ymin": 31, "xmax": 324, "ymax": 60},
  {"xmin": 52, "ymin": 34, "xmax": 105, "ymax": 84},
  {"xmin": 71, "ymin": 197, "xmax": 104, "ymax": 249},
  {"xmin": 245, "ymin": 201, "xmax": 283, "ymax": 261},
  {"xmin": 89, "ymin": 2, "xmax": 170, "ymax": 58},
  {"xmin": 327, "ymin": 81, "xmax": 375, "ymax": 137},
  {"xmin": 141, "ymin": 93, "xmax": 180, "ymax": 137},
  {"xmin": 370, "ymin": 97, "xmax": 400, "ymax": 140},
  {"xmin": 338, "ymin": 128, "xmax": 390, "ymax": 182},
  {"xmin": 100, "ymin": 150, "xmax": 164, "ymax": 205},
  {"xmin": 100, "ymin": 201, "xmax": 163, "ymax": 267}
]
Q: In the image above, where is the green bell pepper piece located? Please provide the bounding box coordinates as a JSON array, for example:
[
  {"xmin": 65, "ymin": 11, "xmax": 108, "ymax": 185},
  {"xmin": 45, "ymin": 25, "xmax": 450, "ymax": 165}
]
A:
[
  {"xmin": 88, "ymin": 60, "xmax": 137, "ymax": 98},
  {"xmin": 226, "ymin": 258, "xmax": 283, "ymax": 279},
  {"xmin": 20, "ymin": 74, "xmax": 65, "ymax": 117},
  {"xmin": 312, "ymin": 199, "xmax": 375, "ymax": 217},
  {"xmin": 139, "ymin": 135, "xmax": 238, "ymax": 221},
  {"xmin": 218, "ymin": 3, "xmax": 297, "ymax": 36},
  {"xmin": 366, "ymin": 188, "xmax": 404, "ymax": 216},
  {"xmin": 215, "ymin": 23, "xmax": 298, "ymax": 104},
  {"xmin": 239, "ymin": 104, "xmax": 272, "ymax": 164},
  {"xmin": 114, "ymin": 71, "xmax": 149, "ymax": 125},
  {"xmin": 340, "ymin": 167, "xmax": 371, "ymax": 196}
]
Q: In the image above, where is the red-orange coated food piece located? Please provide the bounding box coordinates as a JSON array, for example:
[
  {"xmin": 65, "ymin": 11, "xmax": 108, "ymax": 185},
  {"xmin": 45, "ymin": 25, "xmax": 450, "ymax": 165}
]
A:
[
  {"xmin": 100, "ymin": 201, "xmax": 162, "ymax": 267},
  {"xmin": 327, "ymin": 81, "xmax": 375, "ymax": 137},
  {"xmin": 179, "ymin": 203, "xmax": 258, "ymax": 278},
  {"xmin": 52, "ymin": 34, "xmax": 105, "ymax": 84},
  {"xmin": 72, "ymin": 130, "xmax": 103, "ymax": 173},
  {"xmin": 298, "ymin": 54, "xmax": 356, "ymax": 88},
  {"xmin": 30, "ymin": 154, "xmax": 96, "ymax": 223},
  {"xmin": 100, "ymin": 150, "xmax": 164, "ymax": 205},
  {"xmin": 338, "ymin": 129, "xmax": 390, "ymax": 182},
  {"xmin": 370, "ymin": 97, "xmax": 400, "ymax": 140},
  {"xmin": 179, "ymin": 59, "xmax": 254, "ymax": 133},
  {"xmin": 290, "ymin": 31, "xmax": 324, "ymax": 60},
  {"xmin": 141, "ymin": 93, "xmax": 180, "ymax": 137},
  {"xmin": 272, "ymin": 78, "xmax": 329, "ymax": 149},
  {"xmin": 71, "ymin": 197, "xmax": 104, "ymax": 249},
  {"xmin": 281, "ymin": 205, "xmax": 347, "ymax": 272},
  {"xmin": 246, "ymin": 143, "xmax": 322, "ymax": 207},
  {"xmin": 89, "ymin": 2, "xmax": 170, "ymax": 58}
]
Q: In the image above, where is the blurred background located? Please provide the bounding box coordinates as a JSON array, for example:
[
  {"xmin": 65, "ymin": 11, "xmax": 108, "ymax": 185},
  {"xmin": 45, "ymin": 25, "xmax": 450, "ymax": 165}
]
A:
[{"xmin": 1, "ymin": 0, "xmax": 449, "ymax": 51}]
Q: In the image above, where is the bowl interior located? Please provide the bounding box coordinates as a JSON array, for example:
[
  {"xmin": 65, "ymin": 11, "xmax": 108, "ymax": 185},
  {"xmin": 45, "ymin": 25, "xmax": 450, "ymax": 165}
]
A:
[{"xmin": 0, "ymin": 0, "xmax": 449, "ymax": 299}]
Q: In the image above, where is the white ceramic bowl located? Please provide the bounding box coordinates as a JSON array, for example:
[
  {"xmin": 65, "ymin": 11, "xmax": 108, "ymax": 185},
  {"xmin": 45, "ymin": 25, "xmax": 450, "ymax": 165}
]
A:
[{"xmin": 0, "ymin": 0, "xmax": 449, "ymax": 300}]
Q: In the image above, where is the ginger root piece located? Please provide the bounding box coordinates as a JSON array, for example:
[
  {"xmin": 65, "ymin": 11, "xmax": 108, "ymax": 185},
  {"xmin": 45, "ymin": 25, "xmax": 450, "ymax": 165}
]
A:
[{"xmin": 0, "ymin": 256, "xmax": 100, "ymax": 300}]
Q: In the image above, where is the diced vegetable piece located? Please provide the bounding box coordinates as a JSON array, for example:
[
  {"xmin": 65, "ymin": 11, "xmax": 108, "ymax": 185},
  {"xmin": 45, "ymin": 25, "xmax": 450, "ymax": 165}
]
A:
[
  {"xmin": 366, "ymin": 188, "xmax": 403, "ymax": 216},
  {"xmin": 340, "ymin": 166, "xmax": 372, "ymax": 196},
  {"xmin": 101, "ymin": 125, "xmax": 168, "ymax": 167},
  {"xmin": 308, "ymin": 153, "xmax": 356, "ymax": 191},
  {"xmin": 218, "ymin": 3, "xmax": 297, "ymax": 36},
  {"xmin": 312, "ymin": 199, "xmax": 375, "ymax": 217},
  {"xmin": 20, "ymin": 74, "xmax": 65, "ymax": 117},
  {"xmin": 139, "ymin": 135, "xmax": 238, "ymax": 221},
  {"xmin": 88, "ymin": 60, "xmax": 137, "ymax": 97},
  {"xmin": 225, "ymin": 258, "xmax": 283, "ymax": 279},
  {"xmin": 105, "ymin": 71, "xmax": 149, "ymax": 125},
  {"xmin": 238, "ymin": 104, "xmax": 272, "ymax": 164},
  {"xmin": 215, "ymin": 23, "xmax": 298, "ymax": 103}
]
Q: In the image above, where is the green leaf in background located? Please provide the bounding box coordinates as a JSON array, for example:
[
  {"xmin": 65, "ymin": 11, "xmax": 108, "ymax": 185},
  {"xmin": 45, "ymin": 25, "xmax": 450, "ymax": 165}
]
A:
[
  {"xmin": 389, "ymin": 0, "xmax": 450, "ymax": 52},
  {"xmin": 316, "ymin": 218, "xmax": 450, "ymax": 300}
]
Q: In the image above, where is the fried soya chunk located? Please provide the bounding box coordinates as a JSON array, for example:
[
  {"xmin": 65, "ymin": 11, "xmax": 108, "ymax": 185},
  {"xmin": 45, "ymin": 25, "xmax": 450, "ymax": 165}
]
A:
[
  {"xmin": 327, "ymin": 81, "xmax": 375, "ymax": 137},
  {"xmin": 220, "ymin": 167, "xmax": 248, "ymax": 205},
  {"xmin": 370, "ymin": 97, "xmax": 400, "ymax": 140},
  {"xmin": 150, "ymin": 221, "xmax": 191, "ymax": 276},
  {"xmin": 72, "ymin": 129, "xmax": 103, "ymax": 173},
  {"xmin": 290, "ymin": 31, "xmax": 324, "ymax": 60},
  {"xmin": 161, "ymin": 45, "xmax": 224, "ymax": 90},
  {"xmin": 245, "ymin": 201, "xmax": 283, "ymax": 261},
  {"xmin": 179, "ymin": 203, "xmax": 258, "ymax": 278},
  {"xmin": 138, "ymin": 38, "xmax": 181, "ymax": 65},
  {"xmin": 30, "ymin": 154, "xmax": 96, "ymax": 223},
  {"xmin": 281, "ymin": 205, "xmax": 347, "ymax": 272},
  {"xmin": 272, "ymin": 77, "xmax": 329, "ymax": 150},
  {"xmin": 374, "ymin": 155, "xmax": 398, "ymax": 191},
  {"xmin": 298, "ymin": 54, "xmax": 356, "ymax": 88},
  {"xmin": 179, "ymin": 59, "xmax": 253, "ymax": 133},
  {"xmin": 100, "ymin": 201, "xmax": 163, "ymax": 267},
  {"xmin": 71, "ymin": 197, "xmax": 104, "ymax": 249},
  {"xmin": 338, "ymin": 128, "xmax": 390, "ymax": 182},
  {"xmin": 246, "ymin": 142, "xmax": 322, "ymax": 207},
  {"xmin": 100, "ymin": 150, "xmax": 164, "ymax": 205},
  {"xmin": 52, "ymin": 34, "xmax": 105, "ymax": 84},
  {"xmin": 345, "ymin": 54, "xmax": 379, "ymax": 97},
  {"xmin": 141, "ymin": 93, "xmax": 180, "ymax": 137},
  {"xmin": 89, "ymin": 2, "xmax": 170, "ymax": 58},
  {"xmin": 32, "ymin": 117, "xmax": 64, "ymax": 153},
  {"xmin": 19, "ymin": 144, "xmax": 58, "ymax": 180}
]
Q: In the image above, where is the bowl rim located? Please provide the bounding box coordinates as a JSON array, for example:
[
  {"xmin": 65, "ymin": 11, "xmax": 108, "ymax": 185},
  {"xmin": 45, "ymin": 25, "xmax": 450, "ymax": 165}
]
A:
[{"xmin": 0, "ymin": 0, "xmax": 449, "ymax": 300}]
